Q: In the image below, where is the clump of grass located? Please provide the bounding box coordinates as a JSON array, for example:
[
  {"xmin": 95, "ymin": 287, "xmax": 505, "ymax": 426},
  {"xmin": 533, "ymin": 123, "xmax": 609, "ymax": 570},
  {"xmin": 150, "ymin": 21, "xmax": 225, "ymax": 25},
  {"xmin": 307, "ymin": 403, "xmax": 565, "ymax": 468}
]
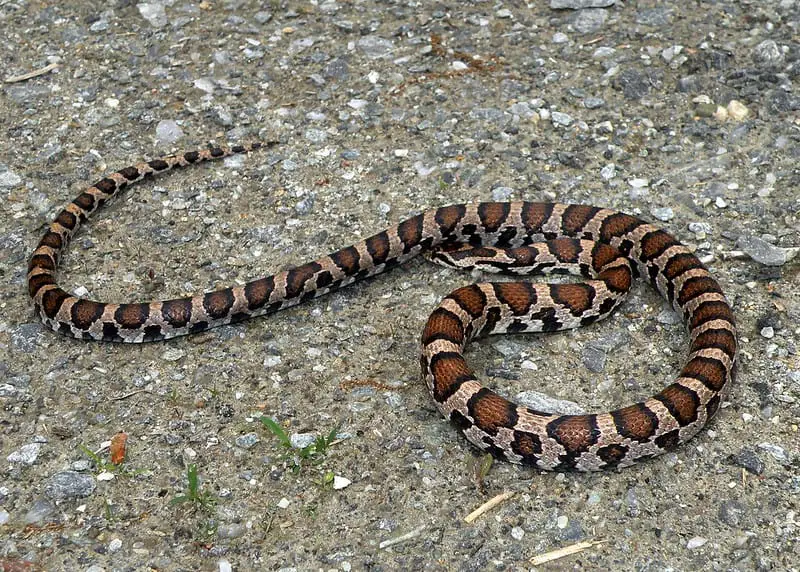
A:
[
  {"xmin": 169, "ymin": 464, "xmax": 217, "ymax": 513},
  {"xmin": 259, "ymin": 416, "xmax": 339, "ymax": 473}
]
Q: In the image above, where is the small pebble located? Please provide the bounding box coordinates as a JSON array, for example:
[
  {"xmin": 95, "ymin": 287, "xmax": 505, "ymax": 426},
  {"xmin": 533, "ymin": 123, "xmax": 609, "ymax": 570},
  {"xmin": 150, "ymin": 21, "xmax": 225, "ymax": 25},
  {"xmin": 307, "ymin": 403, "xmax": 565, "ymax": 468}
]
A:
[
  {"xmin": 736, "ymin": 236, "xmax": 798, "ymax": 266},
  {"xmin": 263, "ymin": 355, "xmax": 282, "ymax": 368},
  {"xmin": 290, "ymin": 433, "xmax": 316, "ymax": 449},
  {"xmin": 333, "ymin": 476, "xmax": 351, "ymax": 490},
  {"xmin": 733, "ymin": 448, "xmax": 764, "ymax": 475},
  {"xmin": 515, "ymin": 391, "xmax": 584, "ymax": 415},
  {"xmin": 551, "ymin": 111, "xmax": 573, "ymax": 126},
  {"xmin": 686, "ymin": 536, "xmax": 708, "ymax": 549},
  {"xmin": 0, "ymin": 170, "xmax": 22, "ymax": 188},
  {"xmin": 155, "ymin": 120, "xmax": 184, "ymax": 145},
  {"xmin": 650, "ymin": 207, "xmax": 674, "ymax": 222},
  {"xmin": 7, "ymin": 443, "xmax": 41, "ymax": 465},
  {"xmin": 760, "ymin": 327, "xmax": 774, "ymax": 339},
  {"xmin": 758, "ymin": 442, "xmax": 789, "ymax": 464},
  {"xmin": 688, "ymin": 222, "xmax": 712, "ymax": 235},
  {"xmin": 44, "ymin": 471, "xmax": 96, "ymax": 501},
  {"xmin": 24, "ymin": 499, "xmax": 56, "ymax": 525},
  {"xmin": 138, "ymin": 2, "xmax": 168, "ymax": 28},
  {"xmin": 511, "ymin": 526, "xmax": 525, "ymax": 540},
  {"xmin": 217, "ymin": 523, "xmax": 247, "ymax": 539},
  {"xmin": 491, "ymin": 186, "xmax": 515, "ymax": 201},
  {"xmin": 235, "ymin": 433, "xmax": 260, "ymax": 449}
]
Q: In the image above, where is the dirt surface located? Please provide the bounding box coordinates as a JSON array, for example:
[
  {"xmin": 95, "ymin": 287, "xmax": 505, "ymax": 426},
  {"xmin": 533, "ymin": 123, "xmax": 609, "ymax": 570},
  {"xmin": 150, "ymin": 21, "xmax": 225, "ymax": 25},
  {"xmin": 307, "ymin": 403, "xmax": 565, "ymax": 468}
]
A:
[{"xmin": 1, "ymin": 1, "xmax": 799, "ymax": 570}]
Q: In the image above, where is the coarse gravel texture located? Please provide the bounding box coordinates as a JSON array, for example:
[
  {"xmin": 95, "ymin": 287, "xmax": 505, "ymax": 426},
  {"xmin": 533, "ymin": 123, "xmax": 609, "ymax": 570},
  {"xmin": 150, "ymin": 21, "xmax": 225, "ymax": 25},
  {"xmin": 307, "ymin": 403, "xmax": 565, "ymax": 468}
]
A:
[{"xmin": 1, "ymin": 1, "xmax": 799, "ymax": 571}]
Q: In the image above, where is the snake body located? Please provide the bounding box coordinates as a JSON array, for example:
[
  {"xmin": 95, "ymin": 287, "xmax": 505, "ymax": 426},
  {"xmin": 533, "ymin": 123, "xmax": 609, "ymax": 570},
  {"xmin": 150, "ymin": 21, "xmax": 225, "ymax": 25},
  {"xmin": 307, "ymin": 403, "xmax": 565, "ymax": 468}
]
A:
[{"xmin": 27, "ymin": 144, "xmax": 737, "ymax": 471}]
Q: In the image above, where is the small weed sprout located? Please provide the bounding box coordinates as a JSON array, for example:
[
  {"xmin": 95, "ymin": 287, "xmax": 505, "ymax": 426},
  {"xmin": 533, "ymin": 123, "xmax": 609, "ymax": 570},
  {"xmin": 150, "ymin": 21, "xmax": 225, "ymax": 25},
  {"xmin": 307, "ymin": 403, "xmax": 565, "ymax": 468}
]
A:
[
  {"xmin": 169, "ymin": 464, "xmax": 217, "ymax": 513},
  {"xmin": 259, "ymin": 417, "xmax": 339, "ymax": 473}
]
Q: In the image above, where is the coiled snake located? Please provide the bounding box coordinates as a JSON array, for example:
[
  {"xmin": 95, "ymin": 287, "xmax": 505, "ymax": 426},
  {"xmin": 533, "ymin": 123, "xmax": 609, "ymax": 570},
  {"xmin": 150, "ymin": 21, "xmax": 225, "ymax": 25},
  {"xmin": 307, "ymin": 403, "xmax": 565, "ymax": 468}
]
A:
[{"xmin": 27, "ymin": 144, "xmax": 737, "ymax": 471}]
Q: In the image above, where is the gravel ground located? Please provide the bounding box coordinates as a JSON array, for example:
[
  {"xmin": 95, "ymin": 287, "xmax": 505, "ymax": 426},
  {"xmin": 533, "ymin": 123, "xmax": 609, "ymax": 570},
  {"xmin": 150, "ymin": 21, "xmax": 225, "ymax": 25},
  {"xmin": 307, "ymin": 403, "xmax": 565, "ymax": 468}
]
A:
[{"xmin": 2, "ymin": 1, "xmax": 799, "ymax": 570}]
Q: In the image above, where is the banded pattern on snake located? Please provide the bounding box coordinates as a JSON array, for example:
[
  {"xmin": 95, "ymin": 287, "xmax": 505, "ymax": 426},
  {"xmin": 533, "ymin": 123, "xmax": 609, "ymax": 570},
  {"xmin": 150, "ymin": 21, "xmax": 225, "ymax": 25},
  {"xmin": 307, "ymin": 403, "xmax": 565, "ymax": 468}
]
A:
[{"xmin": 27, "ymin": 144, "xmax": 737, "ymax": 471}]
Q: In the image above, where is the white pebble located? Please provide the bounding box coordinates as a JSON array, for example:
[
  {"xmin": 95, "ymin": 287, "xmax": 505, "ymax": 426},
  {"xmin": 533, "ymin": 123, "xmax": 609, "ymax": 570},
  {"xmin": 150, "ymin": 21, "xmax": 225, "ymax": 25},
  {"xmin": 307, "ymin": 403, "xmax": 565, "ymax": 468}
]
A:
[
  {"xmin": 451, "ymin": 61, "xmax": 468, "ymax": 71},
  {"xmin": 511, "ymin": 526, "xmax": 525, "ymax": 540},
  {"xmin": 108, "ymin": 538, "xmax": 122, "ymax": 552},
  {"xmin": 686, "ymin": 536, "xmax": 708, "ymax": 549},
  {"xmin": 155, "ymin": 119, "xmax": 184, "ymax": 145},
  {"xmin": 727, "ymin": 100, "xmax": 749, "ymax": 121},
  {"xmin": 104, "ymin": 97, "xmax": 119, "ymax": 108},
  {"xmin": 651, "ymin": 207, "xmax": 674, "ymax": 222},
  {"xmin": 219, "ymin": 559, "xmax": 233, "ymax": 572},
  {"xmin": 263, "ymin": 355, "xmax": 282, "ymax": 368},
  {"xmin": 277, "ymin": 497, "xmax": 291, "ymax": 509},
  {"xmin": 551, "ymin": 111, "xmax": 573, "ymax": 126},
  {"xmin": 333, "ymin": 476, "xmax": 351, "ymax": 490},
  {"xmin": 394, "ymin": 149, "xmax": 409, "ymax": 158},
  {"xmin": 0, "ymin": 170, "xmax": 22, "ymax": 188},
  {"xmin": 715, "ymin": 197, "xmax": 728, "ymax": 208},
  {"xmin": 347, "ymin": 98, "xmax": 368, "ymax": 110},
  {"xmin": 760, "ymin": 326, "xmax": 775, "ymax": 339},
  {"xmin": 600, "ymin": 163, "xmax": 616, "ymax": 180},
  {"xmin": 628, "ymin": 178, "xmax": 649, "ymax": 188},
  {"xmin": 556, "ymin": 515, "xmax": 568, "ymax": 528}
]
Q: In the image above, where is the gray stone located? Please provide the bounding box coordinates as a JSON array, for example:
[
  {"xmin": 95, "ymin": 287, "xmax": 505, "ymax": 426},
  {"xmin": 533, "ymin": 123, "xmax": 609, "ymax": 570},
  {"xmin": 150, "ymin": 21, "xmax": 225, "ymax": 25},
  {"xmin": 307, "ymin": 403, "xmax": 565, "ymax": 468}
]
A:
[
  {"xmin": 155, "ymin": 120, "xmax": 184, "ymax": 146},
  {"xmin": 218, "ymin": 522, "xmax": 247, "ymax": 539},
  {"xmin": 551, "ymin": 111, "xmax": 574, "ymax": 126},
  {"xmin": 614, "ymin": 68, "xmax": 651, "ymax": 99},
  {"xmin": 290, "ymin": 433, "xmax": 317, "ymax": 449},
  {"xmin": 550, "ymin": 0, "xmax": 615, "ymax": 8},
  {"xmin": 583, "ymin": 97, "xmax": 605, "ymax": 109},
  {"xmin": 736, "ymin": 235, "xmax": 798, "ymax": 266},
  {"xmin": 7, "ymin": 443, "xmax": 41, "ymax": 465},
  {"xmin": 515, "ymin": 391, "xmax": 585, "ymax": 415},
  {"xmin": 650, "ymin": 207, "xmax": 674, "ymax": 222},
  {"xmin": 356, "ymin": 36, "xmax": 394, "ymax": 59},
  {"xmin": 571, "ymin": 8, "xmax": 608, "ymax": 33},
  {"xmin": 582, "ymin": 345, "xmax": 607, "ymax": 373},
  {"xmin": 44, "ymin": 471, "xmax": 96, "ymax": 501},
  {"xmin": 758, "ymin": 442, "xmax": 790, "ymax": 464},
  {"xmin": 23, "ymin": 498, "xmax": 57, "ymax": 525},
  {"xmin": 0, "ymin": 170, "xmax": 22, "ymax": 188},
  {"xmin": 324, "ymin": 58, "xmax": 349, "ymax": 79},
  {"xmin": 11, "ymin": 323, "xmax": 43, "ymax": 353},
  {"xmin": 490, "ymin": 187, "xmax": 515, "ymax": 201},
  {"xmin": 137, "ymin": 2, "xmax": 168, "ymax": 29},
  {"xmin": 752, "ymin": 40, "xmax": 784, "ymax": 66},
  {"xmin": 235, "ymin": 433, "xmax": 260, "ymax": 449},
  {"xmin": 717, "ymin": 499, "xmax": 747, "ymax": 527},
  {"xmin": 732, "ymin": 448, "xmax": 764, "ymax": 475}
]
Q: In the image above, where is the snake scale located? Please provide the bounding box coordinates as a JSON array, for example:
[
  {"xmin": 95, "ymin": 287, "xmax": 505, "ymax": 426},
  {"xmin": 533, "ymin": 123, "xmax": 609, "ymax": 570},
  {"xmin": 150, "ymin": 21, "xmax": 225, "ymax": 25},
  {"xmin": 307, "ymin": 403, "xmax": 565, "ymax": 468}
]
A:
[{"xmin": 27, "ymin": 144, "xmax": 737, "ymax": 471}]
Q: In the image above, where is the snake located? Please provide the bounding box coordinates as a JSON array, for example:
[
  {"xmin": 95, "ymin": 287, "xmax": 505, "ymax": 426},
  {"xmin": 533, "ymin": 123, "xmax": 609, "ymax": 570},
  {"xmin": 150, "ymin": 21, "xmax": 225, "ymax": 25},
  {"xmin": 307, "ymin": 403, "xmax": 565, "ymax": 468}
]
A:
[{"xmin": 27, "ymin": 143, "xmax": 737, "ymax": 471}]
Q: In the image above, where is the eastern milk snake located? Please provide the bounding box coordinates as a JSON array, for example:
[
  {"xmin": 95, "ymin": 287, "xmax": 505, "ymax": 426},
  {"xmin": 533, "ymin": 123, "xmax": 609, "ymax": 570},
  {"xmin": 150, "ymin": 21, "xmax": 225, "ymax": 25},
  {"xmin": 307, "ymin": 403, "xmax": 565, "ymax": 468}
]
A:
[{"xmin": 28, "ymin": 143, "xmax": 737, "ymax": 471}]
